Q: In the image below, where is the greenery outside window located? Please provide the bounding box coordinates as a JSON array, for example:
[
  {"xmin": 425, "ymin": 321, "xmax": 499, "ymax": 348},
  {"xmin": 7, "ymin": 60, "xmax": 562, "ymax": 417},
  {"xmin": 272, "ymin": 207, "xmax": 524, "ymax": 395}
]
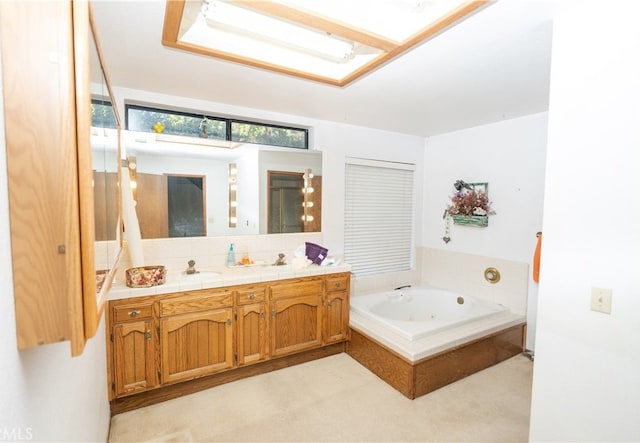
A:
[
  {"xmin": 91, "ymin": 97, "xmax": 117, "ymax": 129},
  {"xmin": 127, "ymin": 104, "xmax": 226, "ymax": 139},
  {"xmin": 126, "ymin": 104, "xmax": 308, "ymax": 149}
]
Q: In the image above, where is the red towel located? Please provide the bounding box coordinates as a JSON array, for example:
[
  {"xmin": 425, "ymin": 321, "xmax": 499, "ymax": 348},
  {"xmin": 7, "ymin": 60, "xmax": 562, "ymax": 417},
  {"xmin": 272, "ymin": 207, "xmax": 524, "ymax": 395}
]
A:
[{"xmin": 533, "ymin": 233, "xmax": 542, "ymax": 283}]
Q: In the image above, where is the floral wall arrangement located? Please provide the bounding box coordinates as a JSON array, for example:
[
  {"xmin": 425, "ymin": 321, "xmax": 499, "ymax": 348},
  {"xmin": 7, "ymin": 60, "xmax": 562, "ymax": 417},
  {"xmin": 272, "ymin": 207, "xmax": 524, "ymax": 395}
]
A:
[{"xmin": 442, "ymin": 180, "xmax": 495, "ymax": 243}]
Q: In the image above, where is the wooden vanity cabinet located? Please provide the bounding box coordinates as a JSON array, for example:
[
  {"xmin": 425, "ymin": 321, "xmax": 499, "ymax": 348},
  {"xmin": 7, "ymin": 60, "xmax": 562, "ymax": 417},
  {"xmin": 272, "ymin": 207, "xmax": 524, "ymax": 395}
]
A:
[
  {"xmin": 269, "ymin": 278, "xmax": 324, "ymax": 357},
  {"xmin": 236, "ymin": 285, "xmax": 268, "ymax": 365},
  {"xmin": 325, "ymin": 274, "xmax": 350, "ymax": 344},
  {"xmin": 158, "ymin": 289, "xmax": 234, "ymax": 384},
  {"xmin": 107, "ymin": 272, "xmax": 351, "ymax": 407},
  {"xmin": 110, "ymin": 302, "xmax": 156, "ymax": 397}
]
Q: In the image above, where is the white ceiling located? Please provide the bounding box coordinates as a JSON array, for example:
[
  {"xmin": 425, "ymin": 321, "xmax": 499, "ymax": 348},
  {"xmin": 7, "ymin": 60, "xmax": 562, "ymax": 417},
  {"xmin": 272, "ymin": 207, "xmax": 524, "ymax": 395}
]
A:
[{"xmin": 91, "ymin": 0, "xmax": 556, "ymax": 138}]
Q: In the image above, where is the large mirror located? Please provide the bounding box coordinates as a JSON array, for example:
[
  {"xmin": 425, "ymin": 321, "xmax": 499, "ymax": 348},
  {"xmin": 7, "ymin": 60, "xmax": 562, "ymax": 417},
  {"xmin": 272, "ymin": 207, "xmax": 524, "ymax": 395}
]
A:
[
  {"xmin": 123, "ymin": 132, "xmax": 322, "ymax": 238},
  {"xmin": 89, "ymin": 7, "xmax": 122, "ymax": 307}
]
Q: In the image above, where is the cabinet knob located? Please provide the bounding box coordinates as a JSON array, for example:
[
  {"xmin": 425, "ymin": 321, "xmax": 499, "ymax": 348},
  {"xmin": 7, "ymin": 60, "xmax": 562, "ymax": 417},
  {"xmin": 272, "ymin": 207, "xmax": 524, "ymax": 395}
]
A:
[
  {"xmin": 248, "ymin": 293, "xmax": 256, "ymax": 300},
  {"xmin": 334, "ymin": 282, "xmax": 341, "ymax": 288},
  {"xmin": 128, "ymin": 309, "xmax": 141, "ymax": 318},
  {"xmin": 271, "ymin": 311, "xmax": 277, "ymax": 318},
  {"xmin": 327, "ymin": 301, "xmax": 332, "ymax": 308},
  {"xmin": 260, "ymin": 312, "xmax": 266, "ymax": 320},
  {"xmin": 226, "ymin": 318, "xmax": 232, "ymax": 326},
  {"xmin": 145, "ymin": 330, "xmax": 151, "ymax": 340}
]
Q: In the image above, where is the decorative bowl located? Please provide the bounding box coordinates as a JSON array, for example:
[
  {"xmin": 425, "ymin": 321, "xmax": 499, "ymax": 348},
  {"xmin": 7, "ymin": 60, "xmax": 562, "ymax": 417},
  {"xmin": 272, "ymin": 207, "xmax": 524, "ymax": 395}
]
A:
[{"xmin": 125, "ymin": 266, "xmax": 166, "ymax": 288}]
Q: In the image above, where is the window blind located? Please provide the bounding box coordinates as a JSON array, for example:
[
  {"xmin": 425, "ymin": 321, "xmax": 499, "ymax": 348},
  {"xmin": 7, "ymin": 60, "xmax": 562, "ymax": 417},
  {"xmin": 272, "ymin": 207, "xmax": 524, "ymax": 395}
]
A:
[{"xmin": 344, "ymin": 158, "xmax": 414, "ymax": 277}]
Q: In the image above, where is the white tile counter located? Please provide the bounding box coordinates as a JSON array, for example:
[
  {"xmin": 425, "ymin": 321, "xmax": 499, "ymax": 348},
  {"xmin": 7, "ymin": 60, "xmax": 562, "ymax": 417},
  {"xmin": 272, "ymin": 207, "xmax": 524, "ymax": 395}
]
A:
[{"xmin": 108, "ymin": 263, "xmax": 352, "ymax": 300}]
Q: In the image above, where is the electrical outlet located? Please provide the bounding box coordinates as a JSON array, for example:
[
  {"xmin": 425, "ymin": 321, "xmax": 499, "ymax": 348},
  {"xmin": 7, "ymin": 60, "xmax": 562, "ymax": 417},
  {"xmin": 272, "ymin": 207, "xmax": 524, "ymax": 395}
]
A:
[{"xmin": 590, "ymin": 287, "xmax": 612, "ymax": 314}]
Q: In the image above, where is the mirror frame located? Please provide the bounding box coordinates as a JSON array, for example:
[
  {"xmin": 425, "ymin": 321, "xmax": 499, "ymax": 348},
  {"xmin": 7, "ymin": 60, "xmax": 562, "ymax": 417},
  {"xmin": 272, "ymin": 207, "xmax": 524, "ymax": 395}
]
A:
[{"xmin": 76, "ymin": 3, "xmax": 123, "ymax": 340}]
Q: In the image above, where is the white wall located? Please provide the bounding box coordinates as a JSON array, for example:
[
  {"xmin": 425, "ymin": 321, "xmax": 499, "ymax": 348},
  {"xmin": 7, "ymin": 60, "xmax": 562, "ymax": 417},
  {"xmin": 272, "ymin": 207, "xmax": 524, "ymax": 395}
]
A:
[
  {"xmin": 422, "ymin": 112, "xmax": 548, "ymax": 348},
  {"xmin": 529, "ymin": 2, "xmax": 640, "ymax": 441},
  {"xmin": 0, "ymin": 52, "xmax": 110, "ymax": 442},
  {"xmin": 423, "ymin": 112, "xmax": 548, "ymax": 261}
]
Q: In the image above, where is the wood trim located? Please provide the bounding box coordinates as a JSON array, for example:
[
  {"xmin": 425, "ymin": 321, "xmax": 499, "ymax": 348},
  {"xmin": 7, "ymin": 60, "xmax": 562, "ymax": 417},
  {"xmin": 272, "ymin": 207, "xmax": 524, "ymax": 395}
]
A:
[
  {"xmin": 74, "ymin": 0, "xmax": 99, "ymax": 347},
  {"xmin": 339, "ymin": 0, "xmax": 489, "ymax": 86},
  {"xmin": 161, "ymin": 0, "xmax": 489, "ymax": 87},
  {"xmin": 111, "ymin": 343, "xmax": 345, "ymax": 415},
  {"xmin": 347, "ymin": 323, "xmax": 526, "ymax": 399}
]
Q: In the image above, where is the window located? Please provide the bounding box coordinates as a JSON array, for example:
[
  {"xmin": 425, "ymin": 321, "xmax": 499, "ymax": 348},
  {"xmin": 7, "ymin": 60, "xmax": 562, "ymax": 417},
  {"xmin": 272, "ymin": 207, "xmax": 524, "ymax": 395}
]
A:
[
  {"xmin": 344, "ymin": 158, "xmax": 414, "ymax": 277},
  {"xmin": 126, "ymin": 104, "xmax": 308, "ymax": 149},
  {"xmin": 91, "ymin": 97, "xmax": 117, "ymax": 129}
]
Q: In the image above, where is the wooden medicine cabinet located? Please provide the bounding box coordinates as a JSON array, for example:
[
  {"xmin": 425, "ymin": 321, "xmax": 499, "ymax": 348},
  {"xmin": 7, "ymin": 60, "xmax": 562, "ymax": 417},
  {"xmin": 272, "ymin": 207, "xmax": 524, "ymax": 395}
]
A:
[{"xmin": 0, "ymin": 0, "xmax": 122, "ymax": 356}]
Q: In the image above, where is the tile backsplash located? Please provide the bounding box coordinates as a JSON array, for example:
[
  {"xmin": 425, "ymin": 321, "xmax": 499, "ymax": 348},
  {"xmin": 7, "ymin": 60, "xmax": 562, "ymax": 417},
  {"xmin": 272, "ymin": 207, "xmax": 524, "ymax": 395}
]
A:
[
  {"xmin": 109, "ymin": 232, "xmax": 323, "ymax": 280},
  {"xmin": 419, "ymin": 247, "xmax": 529, "ymax": 315},
  {"xmin": 103, "ymin": 238, "xmax": 528, "ymax": 316}
]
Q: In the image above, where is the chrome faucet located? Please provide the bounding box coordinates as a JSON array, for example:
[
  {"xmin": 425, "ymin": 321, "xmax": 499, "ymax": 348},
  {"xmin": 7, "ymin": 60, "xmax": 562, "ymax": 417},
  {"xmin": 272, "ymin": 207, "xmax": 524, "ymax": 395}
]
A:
[{"xmin": 186, "ymin": 260, "xmax": 197, "ymax": 275}]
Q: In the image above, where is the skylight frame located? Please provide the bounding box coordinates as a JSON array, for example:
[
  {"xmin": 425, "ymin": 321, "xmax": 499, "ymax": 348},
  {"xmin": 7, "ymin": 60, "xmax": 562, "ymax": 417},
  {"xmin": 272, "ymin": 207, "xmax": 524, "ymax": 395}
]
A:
[{"xmin": 162, "ymin": 0, "xmax": 490, "ymax": 87}]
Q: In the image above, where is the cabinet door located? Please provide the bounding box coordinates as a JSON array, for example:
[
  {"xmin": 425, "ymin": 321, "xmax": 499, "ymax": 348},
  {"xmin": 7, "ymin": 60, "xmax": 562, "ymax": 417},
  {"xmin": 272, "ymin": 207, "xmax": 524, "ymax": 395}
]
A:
[
  {"xmin": 237, "ymin": 303, "xmax": 268, "ymax": 365},
  {"xmin": 160, "ymin": 309, "xmax": 233, "ymax": 384},
  {"xmin": 270, "ymin": 294, "xmax": 322, "ymax": 357},
  {"xmin": 325, "ymin": 291, "xmax": 349, "ymax": 344},
  {"xmin": 113, "ymin": 319, "xmax": 156, "ymax": 397}
]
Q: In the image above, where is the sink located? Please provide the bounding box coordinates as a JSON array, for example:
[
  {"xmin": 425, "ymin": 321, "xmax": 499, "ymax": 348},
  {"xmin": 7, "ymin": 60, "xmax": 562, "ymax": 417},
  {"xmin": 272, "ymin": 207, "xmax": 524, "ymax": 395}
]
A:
[{"xmin": 180, "ymin": 271, "xmax": 220, "ymax": 280}]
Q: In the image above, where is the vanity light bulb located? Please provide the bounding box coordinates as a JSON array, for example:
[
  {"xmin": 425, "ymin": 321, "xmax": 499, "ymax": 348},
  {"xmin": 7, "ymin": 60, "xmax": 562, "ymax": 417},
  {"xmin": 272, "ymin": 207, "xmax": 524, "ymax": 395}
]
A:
[
  {"xmin": 229, "ymin": 167, "xmax": 238, "ymax": 175},
  {"xmin": 229, "ymin": 216, "xmax": 238, "ymax": 224},
  {"xmin": 304, "ymin": 187, "xmax": 314, "ymax": 194},
  {"xmin": 130, "ymin": 181, "xmax": 138, "ymax": 189},
  {"xmin": 128, "ymin": 162, "xmax": 137, "ymax": 170},
  {"xmin": 230, "ymin": 200, "xmax": 237, "ymax": 207},
  {"xmin": 302, "ymin": 201, "xmax": 314, "ymax": 207},
  {"xmin": 230, "ymin": 184, "xmax": 237, "ymax": 191}
]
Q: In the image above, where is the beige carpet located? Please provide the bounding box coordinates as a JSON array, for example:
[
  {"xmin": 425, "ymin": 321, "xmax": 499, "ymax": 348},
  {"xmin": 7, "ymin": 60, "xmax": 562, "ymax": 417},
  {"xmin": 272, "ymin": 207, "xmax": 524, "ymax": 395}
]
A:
[{"xmin": 108, "ymin": 353, "xmax": 533, "ymax": 443}]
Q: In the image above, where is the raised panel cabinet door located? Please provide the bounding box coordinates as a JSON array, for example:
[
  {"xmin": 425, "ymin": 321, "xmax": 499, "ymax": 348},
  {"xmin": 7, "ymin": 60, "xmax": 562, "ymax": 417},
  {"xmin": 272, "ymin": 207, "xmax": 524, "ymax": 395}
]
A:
[
  {"xmin": 236, "ymin": 303, "xmax": 268, "ymax": 365},
  {"xmin": 325, "ymin": 291, "xmax": 349, "ymax": 344},
  {"xmin": 270, "ymin": 294, "xmax": 322, "ymax": 357},
  {"xmin": 160, "ymin": 309, "xmax": 233, "ymax": 384},
  {"xmin": 113, "ymin": 319, "xmax": 156, "ymax": 397}
]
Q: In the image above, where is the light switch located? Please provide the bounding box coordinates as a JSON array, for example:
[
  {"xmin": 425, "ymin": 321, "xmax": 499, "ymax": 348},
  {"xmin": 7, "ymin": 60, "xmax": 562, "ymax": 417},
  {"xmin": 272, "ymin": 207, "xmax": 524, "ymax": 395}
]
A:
[{"xmin": 590, "ymin": 287, "xmax": 612, "ymax": 314}]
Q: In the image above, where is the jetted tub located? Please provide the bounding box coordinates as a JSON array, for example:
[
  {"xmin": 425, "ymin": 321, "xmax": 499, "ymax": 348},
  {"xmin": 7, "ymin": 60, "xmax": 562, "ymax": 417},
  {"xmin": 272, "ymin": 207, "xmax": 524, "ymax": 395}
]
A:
[
  {"xmin": 347, "ymin": 284, "xmax": 526, "ymax": 399},
  {"xmin": 350, "ymin": 285, "xmax": 508, "ymax": 341}
]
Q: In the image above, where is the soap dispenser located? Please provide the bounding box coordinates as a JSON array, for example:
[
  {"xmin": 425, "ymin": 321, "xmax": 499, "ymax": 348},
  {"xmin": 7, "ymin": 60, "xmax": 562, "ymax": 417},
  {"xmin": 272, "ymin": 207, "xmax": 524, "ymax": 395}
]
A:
[{"xmin": 227, "ymin": 243, "xmax": 236, "ymax": 266}]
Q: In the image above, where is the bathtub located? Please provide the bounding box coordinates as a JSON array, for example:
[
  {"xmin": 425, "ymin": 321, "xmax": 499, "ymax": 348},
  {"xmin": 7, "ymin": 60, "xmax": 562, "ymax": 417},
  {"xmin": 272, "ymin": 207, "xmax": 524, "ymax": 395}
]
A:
[
  {"xmin": 347, "ymin": 284, "xmax": 526, "ymax": 398},
  {"xmin": 350, "ymin": 285, "xmax": 508, "ymax": 341}
]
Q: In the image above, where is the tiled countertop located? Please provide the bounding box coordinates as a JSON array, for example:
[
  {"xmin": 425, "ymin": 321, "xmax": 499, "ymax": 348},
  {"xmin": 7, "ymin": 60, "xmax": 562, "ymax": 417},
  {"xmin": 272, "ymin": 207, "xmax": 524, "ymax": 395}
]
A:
[{"xmin": 108, "ymin": 263, "xmax": 352, "ymax": 300}]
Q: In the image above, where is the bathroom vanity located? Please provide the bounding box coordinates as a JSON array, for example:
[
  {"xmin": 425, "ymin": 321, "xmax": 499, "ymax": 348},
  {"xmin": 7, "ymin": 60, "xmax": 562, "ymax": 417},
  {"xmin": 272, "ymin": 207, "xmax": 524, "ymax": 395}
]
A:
[{"xmin": 106, "ymin": 269, "xmax": 350, "ymax": 414}]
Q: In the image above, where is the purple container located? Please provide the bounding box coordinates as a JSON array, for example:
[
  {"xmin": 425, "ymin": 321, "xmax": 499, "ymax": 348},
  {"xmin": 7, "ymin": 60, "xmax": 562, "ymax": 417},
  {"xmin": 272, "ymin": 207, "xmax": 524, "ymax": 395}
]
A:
[{"xmin": 305, "ymin": 242, "xmax": 328, "ymax": 265}]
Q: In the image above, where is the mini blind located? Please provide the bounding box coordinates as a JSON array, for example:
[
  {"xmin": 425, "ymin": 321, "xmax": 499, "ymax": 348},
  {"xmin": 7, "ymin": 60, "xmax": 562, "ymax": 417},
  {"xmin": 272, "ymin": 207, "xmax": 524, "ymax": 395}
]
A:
[{"xmin": 344, "ymin": 158, "xmax": 414, "ymax": 277}]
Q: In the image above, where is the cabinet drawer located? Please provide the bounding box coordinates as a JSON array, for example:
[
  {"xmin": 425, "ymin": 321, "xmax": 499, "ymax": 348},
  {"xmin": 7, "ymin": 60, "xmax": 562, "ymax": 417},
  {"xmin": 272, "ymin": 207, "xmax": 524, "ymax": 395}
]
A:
[
  {"xmin": 237, "ymin": 286, "xmax": 266, "ymax": 305},
  {"xmin": 113, "ymin": 303, "xmax": 153, "ymax": 322},
  {"xmin": 270, "ymin": 279, "xmax": 323, "ymax": 300},
  {"xmin": 159, "ymin": 290, "xmax": 233, "ymax": 316},
  {"xmin": 326, "ymin": 275, "xmax": 349, "ymax": 292}
]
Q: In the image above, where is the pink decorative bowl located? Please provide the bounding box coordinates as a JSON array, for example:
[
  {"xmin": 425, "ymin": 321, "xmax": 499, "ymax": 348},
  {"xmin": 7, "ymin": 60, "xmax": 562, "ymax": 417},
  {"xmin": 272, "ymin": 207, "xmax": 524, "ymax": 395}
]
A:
[{"xmin": 125, "ymin": 266, "xmax": 166, "ymax": 288}]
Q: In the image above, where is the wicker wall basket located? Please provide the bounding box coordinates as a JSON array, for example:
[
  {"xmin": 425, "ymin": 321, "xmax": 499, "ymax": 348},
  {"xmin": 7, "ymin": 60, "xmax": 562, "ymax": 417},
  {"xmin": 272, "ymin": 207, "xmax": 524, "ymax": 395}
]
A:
[{"xmin": 452, "ymin": 215, "xmax": 488, "ymax": 227}]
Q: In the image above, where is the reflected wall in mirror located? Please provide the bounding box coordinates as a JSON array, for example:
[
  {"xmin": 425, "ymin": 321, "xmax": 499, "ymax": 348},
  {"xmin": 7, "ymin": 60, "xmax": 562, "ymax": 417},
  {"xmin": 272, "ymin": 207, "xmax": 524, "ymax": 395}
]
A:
[{"xmin": 124, "ymin": 131, "xmax": 322, "ymax": 238}]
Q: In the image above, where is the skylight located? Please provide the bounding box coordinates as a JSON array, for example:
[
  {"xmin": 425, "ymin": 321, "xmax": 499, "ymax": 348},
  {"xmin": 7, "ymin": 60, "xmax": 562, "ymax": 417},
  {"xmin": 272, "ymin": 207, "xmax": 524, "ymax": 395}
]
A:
[{"xmin": 162, "ymin": 0, "xmax": 489, "ymax": 86}]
